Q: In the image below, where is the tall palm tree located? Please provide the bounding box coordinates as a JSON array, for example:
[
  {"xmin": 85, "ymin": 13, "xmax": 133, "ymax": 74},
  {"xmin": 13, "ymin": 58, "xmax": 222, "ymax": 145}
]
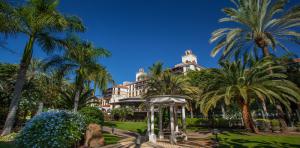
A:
[
  {"xmin": 210, "ymin": 0, "xmax": 300, "ymax": 130},
  {"xmin": 210, "ymin": 0, "xmax": 300, "ymax": 58},
  {"xmin": 86, "ymin": 64, "xmax": 114, "ymax": 96},
  {"xmin": 0, "ymin": 0, "xmax": 84, "ymax": 136},
  {"xmin": 148, "ymin": 61, "xmax": 163, "ymax": 77},
  {"xmin": 58, "ymin": 87, "xmax": 98, "ymax": 110},
  {"xmin": 199, "ymin": 56, "xmax": 300, "ymax": 133},
  {"xmin": 45, "ymin": 36, "xmax": 111, "ymax": 112},
  {"xmin": 144, "ymin": 70, "xmax": 197, "ymax": 98}
]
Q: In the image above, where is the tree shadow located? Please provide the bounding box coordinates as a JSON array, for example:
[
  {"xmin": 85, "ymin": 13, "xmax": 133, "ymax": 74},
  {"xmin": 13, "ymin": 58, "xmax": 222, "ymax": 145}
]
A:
[
  {"xmin": 219, "ymin": 137, "xmax": 300, "ymax": 148},
  {"xmin": 0, "ymin": 141, "xmax": 16, "ymax": 148}
]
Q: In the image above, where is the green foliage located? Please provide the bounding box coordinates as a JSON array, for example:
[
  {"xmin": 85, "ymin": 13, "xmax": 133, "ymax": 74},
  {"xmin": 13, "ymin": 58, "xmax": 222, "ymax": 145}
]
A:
[
  {"xmin": 186, "ymin": 118, "xmax": 207, "ymax": 127},
  {"xmin": 79, "ymin": 106, "xmax": 104, "ymax": 125},
  {"xmin": 210, "ymin": 0, "xmax": 300, "ymax": 58},
  {"xmin": 15, "ymin": 110, "xmax": 86, "ymax": 148},
  {"xmin": 271, "ymin": 119, "xmax": 280, "ymax": 127},
  {"xmin": 144, "ymin": 70, "xmax": 198, "ymax": 97},
  {"xmin": 256, "ymin": 119, "xmax": 270, "ymax": 130},
  {"xmin": 111, "ymin": 107, "xmax": 134, "ymax": 121},
  {"xmin": 199, "ymin": 55, "xmax": 300, "ymax": 132},
  {"xmin": 57, "ymin": 88, "xmax": 97, "ymax": 110}
]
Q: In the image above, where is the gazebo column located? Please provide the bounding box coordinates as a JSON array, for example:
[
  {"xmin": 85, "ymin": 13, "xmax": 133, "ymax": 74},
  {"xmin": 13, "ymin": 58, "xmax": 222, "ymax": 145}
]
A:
[
  {"xmin": 149, "ymin": 105, "xmax": 156, "ymax": 143},
  {"xmin": 159, "ymin": 106, "xmax": 164, "ymax": 139},
  {"xmin": 147, "ymin": 109, "xmax": 151, "ymax": 138},
  {"xmin": 182, "ymin": 106, "xmax": 186, "ymax": 132},
  {"xmin": 174, "ymin": 106, "xmax": 179, "ymax": 132},
  {"xmin": 170, "ymin": 104, "xmax": 176, "ymax": 144},
  {"xmin": 182, "ymin": 105, "xmax": 187, "ymax": 141}
]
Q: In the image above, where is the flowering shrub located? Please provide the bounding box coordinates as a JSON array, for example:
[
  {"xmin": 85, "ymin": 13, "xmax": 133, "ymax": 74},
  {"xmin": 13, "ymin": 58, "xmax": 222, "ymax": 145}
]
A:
[
  {"xmin": 15, "ymin": 110, "xmax": 86, "ymax": 148},
  {"xmin": 79, "ymin": 106, "xmax": 104, "ymax": 125}
]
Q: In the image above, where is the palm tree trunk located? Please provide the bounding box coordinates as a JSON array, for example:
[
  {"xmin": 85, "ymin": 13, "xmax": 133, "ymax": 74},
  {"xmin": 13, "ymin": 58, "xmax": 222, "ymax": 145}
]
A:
[
  {"xmin": 261, "ymin": 100, "xmax": 271, "ymax": 130},
  {"xmin": 276, "ymin": 103, "xmax": 288, "ymax": 132},
  {"xmin": 73, "ymin": 89, "xmax": 81, "ymax": 112},
  {"xmin": 240, "ymin": 100, "xmax": 258, "ymax": 133},
  {"xmin": 221, "ymin": 104, "xmax": 226, "ymax": 118},
  {"xmin": 1, "ymin": 36, "xmax": 35, "ymax": 136},
  {"xmin": 190, "ymin": 106, "xmax": 194, "ymax": 119},
  {"xmin": 36, "ymin": 101, "xmax": 44, "ymax": 115},
  {"xmin": 261, "ymin": 46, "xmax": 288, "ymax": 131},
  {"xmin": 262, "ymin": 46, "xmax": 270, "ymax": 57}
]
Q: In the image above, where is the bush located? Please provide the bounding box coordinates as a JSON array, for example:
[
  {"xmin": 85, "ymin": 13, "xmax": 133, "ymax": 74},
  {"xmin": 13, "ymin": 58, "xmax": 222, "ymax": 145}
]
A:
[
  {"xmin": 15, "ymin": 110, "xmax": 86, "ymax": 148},
  {"xmin": 79, "ymin": 106, "xmax": 104, "ymax": 125},
  {"xmin": 271, "ymin": 119, "xmax": 280, "ymax": 132},
  {"xmin": 271, "ymin": 119, "xmax": 280, "ymax": 127},
  {"xmin": 186, "ymin": 118, "xmax": 209, "ymax": 127},
  {"xmin": 256, "ymin": 119, "xmax": 270, "ymax": 130},
  {"xmin": 111, "ymin": 107, "xmax": 134, "ymax": 121}
]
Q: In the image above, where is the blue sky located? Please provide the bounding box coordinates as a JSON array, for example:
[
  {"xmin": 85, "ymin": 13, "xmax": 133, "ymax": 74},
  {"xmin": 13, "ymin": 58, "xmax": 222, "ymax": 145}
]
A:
[{"xmin": 1, "ymin": 0, "xmax": 300, "ymax": 86}]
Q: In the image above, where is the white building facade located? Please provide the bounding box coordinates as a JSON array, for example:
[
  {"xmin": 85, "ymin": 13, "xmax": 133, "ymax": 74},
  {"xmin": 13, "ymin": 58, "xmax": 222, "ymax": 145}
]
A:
[{"xmin": 100, "ymin": 49, "xmax": 204, "ymax": 111}]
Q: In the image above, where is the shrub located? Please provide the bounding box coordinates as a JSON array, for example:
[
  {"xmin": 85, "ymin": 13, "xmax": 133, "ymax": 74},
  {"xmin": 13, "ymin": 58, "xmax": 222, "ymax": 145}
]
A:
[
  {"xmin": 15, "ymin": 110, "xmax": 86, "ymax": 148},
  {"xmin": 271, "ymin": 119, "xmax": 280, "ymax": 127},
  {"xmin": 79, "ymin": 106, "xmax": 104, "ymax": 125},
  {"xmin": 111, "ymin": 107, "xmax": 134, "ymax": 121},
  {"xmin": 271, "ymin": 119, "xmax": 280, "ymax": 132},
  {"xmin": 256, "ymin": 119, "xmax": 270, "ymax": 130},
  {"xmin": 186, "ymin": 118, "xmax": 209, "ymax": 127}
]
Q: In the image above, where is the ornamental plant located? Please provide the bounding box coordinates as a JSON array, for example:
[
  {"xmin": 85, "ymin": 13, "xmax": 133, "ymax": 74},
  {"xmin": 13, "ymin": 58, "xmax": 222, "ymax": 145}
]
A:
[
  {"xmin": 15, "ymin": 110, "xmax": 86, "ymax": 148},
  {"xmin": 79, "ymin": 106, "xmax": 104, "ymax": 125},
  {"xmin": 111, "ymin": 107, "xmax": 134, "ymax": 121}
]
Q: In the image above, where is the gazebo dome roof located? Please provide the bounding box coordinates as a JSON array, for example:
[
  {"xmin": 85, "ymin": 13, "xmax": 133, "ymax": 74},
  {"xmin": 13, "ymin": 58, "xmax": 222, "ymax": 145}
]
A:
[{"xmin": 146, "ymin": 95, "xmax": 188, "ymax": 105}]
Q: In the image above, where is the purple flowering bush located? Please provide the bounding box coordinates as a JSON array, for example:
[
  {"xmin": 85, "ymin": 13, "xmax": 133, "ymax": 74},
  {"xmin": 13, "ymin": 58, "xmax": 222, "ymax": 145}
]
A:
[{"xmin": 15, "ymin": 110, "xmax": 86, "ymax": 148}]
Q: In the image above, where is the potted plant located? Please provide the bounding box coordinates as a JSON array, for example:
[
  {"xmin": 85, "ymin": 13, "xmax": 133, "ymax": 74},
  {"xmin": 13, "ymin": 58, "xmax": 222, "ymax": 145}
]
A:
[{"xmin": 271, "ymin": 119, "xmax": 281, "ymax": 133}]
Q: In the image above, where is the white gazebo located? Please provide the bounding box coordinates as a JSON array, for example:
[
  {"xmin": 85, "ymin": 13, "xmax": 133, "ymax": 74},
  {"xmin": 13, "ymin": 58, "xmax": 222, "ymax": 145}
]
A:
[{"xmin": 146, "ymin": 95, "xmax": 188, "ymax": 144}]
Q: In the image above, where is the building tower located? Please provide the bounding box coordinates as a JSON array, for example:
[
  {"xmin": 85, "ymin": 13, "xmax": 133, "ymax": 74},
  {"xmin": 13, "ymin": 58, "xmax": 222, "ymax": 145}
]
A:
[
  {"xmin": 182, "ymin": 49, "xmax": 197, "ymax": 64},
  {"xmin": 136, "ymin": 68, "xmax": 147, "ymax": 81}
]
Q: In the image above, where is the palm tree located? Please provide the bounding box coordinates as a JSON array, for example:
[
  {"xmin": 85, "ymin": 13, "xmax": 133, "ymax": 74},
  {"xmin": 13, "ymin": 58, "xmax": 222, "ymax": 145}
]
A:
[
  {"xmin": 210, "ymin": 0, "xmax": 300, "ymax": 131},
  {"xmin": 45, "ymin": 36, "xmax": 111, "ymax": 112},
  {"xmin": 186, "ymin": 70, "xmax": 214, "ymax": 118},
  {"xmin": 199, "ymin": 56, "xmax": 300, "ymax": 133},
  {"xmin": 86, "ymin": 64, "xmax": 114, "ymax": 96},
  {"xmin": 0, "ymin": 0, "xmax": 85, "ymax": 136},
  {"xmin": 144, "ymin": 70, "xmax": 198, "ymax": 98},
  {"xmin": 27, "ymin": 59, "xmax": 65, "ymax": 114},
  {"xmin": 58, "ymin": 87, "xmax": 98, "ymax": 110},
  {"xmin": 148, "ymin": 62, "xmax": 163, "ymax": 77},
  {"xmin": 210, "ymin": 0, "xmax": 300, "ymax": 58}
]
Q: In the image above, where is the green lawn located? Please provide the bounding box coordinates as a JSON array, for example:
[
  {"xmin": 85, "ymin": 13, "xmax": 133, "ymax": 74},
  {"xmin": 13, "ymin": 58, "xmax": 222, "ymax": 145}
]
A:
[
  {"xmin": 0, "ymin": 132, "xmax": 120, "ymax": 147},
  {"xmin": 217, "ymin": 131, "xmax": 300, "ymax": 148},
  {"xmin": 104, "ymin": 121, "xmax": 147, "ymax": 133},
  {"xmin": 102, "ymin": 131, "xmax": 122, "ymax": 145},
  {"xmin": 0, "ymin": 133, "xmax": 17, "ymax": 148}
]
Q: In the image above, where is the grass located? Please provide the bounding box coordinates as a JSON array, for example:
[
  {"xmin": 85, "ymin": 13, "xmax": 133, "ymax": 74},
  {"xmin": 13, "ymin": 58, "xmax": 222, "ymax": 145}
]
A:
[
  {"xmin": 217, "ymin": 131, "xmax": 300, "ymax": 148},
  {"xmin": 0, "ymin": 132, "xmax": 120, "ymax": 147},
  {"xmin": 186, "ymin": 126, "xmax": 210, "ymax": 132},
  {"xmin": 0, "ymin": 133, "xmax": 17, "ymax": 148},
  {"xmin": 104, "ymin": 121, "xmax": 147, "ymax": 133},
  {"xmin": 102, "ymin": 131, "xmax": 122, "ymax": 145}
]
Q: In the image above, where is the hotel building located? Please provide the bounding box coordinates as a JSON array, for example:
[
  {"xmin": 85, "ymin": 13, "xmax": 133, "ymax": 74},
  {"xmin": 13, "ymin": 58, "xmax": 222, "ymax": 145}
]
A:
[{"xmin": 100, "ymin": 49, "xmax": 204, "ymax": 111}]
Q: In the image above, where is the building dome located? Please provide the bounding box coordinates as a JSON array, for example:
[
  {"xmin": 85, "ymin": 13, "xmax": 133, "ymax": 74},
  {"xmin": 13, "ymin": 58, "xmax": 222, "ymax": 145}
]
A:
[
  {"xmin": 136, "ymin": 68, "xmax": 147, "ymax": 81},
  {"xmin": 182, "ymin": 49, "xmax": 197, "ymax": 64}
]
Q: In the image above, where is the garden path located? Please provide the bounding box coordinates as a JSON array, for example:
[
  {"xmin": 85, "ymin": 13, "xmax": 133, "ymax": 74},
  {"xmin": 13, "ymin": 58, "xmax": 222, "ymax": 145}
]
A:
[{"xmin": 102, "ymin": 126, "xmax": 215, "ymax": 148}]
